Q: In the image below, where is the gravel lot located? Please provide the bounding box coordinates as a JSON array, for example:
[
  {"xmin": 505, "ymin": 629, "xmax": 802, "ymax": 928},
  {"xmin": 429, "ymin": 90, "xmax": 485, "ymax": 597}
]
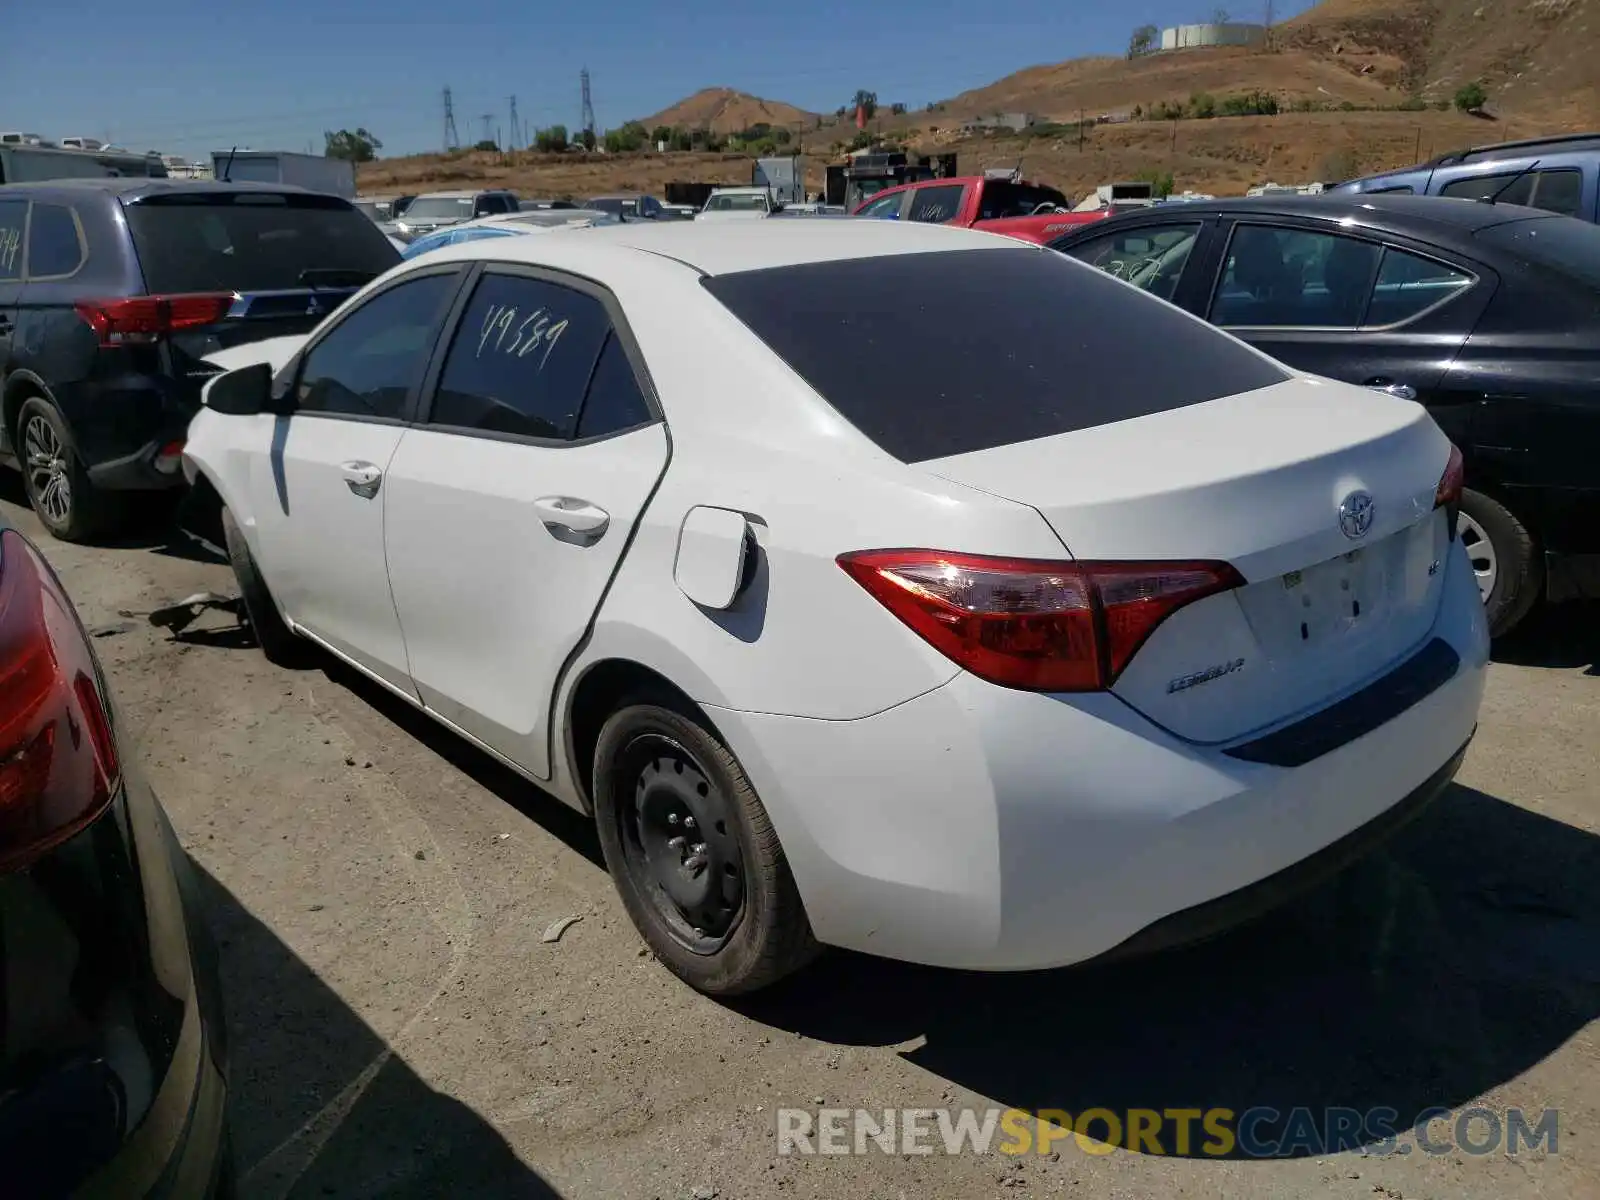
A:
[{"xmin": 4, "ymin": 477, "xmax": 1596, "ymax": 1200}]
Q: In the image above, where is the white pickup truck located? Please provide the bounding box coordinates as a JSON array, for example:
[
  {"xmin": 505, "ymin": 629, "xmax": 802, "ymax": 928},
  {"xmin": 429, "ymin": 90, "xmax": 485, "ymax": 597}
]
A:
[{"xmin": 696, "ymin": 187, "xmax": 778, "ymax": 220}]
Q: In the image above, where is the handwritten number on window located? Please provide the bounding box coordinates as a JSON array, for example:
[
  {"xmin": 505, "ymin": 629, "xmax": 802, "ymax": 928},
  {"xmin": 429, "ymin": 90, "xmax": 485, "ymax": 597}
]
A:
[
  {"xmin": 0, "ymin": 227, "xmax": 21, "ymax": 273},
  {"xmin": 476, "ymin": 302, "xmax": 569, "ymax": 370}
]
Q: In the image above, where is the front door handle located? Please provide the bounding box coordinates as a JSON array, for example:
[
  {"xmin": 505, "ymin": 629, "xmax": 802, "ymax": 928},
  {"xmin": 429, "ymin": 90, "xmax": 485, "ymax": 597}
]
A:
[
  {"xmin": 340, "ymin": 460, "xmax": 383, "ymax": 499},
  {"xmin": 1363, "ymin": 378, "xmax": 1418, "ymax": 402},
  {"xmin": 533, "ymin": 496, "xmax": 610, "ymax": 537}
]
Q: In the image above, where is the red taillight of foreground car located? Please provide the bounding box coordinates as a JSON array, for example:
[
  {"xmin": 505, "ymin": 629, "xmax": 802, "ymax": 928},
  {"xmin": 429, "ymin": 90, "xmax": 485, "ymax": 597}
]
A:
[
  {"xmin": 0, "ymin": 530, "xmax": 119, "ymax": 872},
  {"xmin": 73, "ymin": 293, "xmax": 235, "ymax": 346},
  {"xmin": 1434, "ymin": 443, "xmax": 1464, "ymax": 537},
  {"xmin": 838, "ymin": 549, "xmax": 1245, "ymax": 692}
]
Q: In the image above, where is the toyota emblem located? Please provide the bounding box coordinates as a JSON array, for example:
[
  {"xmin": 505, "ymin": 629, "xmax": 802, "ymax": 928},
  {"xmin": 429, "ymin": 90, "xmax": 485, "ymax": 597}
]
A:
[{"xmin": 1338, "ymin": 490, "xmax": 1375, "ymax": 540}]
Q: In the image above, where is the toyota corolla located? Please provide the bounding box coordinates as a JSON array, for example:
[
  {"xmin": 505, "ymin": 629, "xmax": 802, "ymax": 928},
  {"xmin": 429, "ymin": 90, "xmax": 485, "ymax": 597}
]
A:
[{"xmin": 181, "ymin": 221, "xmax": 1488, "ymax": 995}]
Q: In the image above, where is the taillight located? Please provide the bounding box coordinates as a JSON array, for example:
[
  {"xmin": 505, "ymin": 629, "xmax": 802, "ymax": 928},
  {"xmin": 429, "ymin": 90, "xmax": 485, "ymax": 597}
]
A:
[
  {"xmin": 73, "ymin": 293, "xmax": 235, "ymax": 346},
  {"xmin": 1434, "ymin": 443, "xmax": 1464, "ymax": 537},
  {"xmin": 0, "ymin": 530, "xmax": 119, "ymax": 872},
  {"xmin": 837, "ymin": 549, "xmax": 1244, "ymax": 692},
  {"xmin": 153, "ymin": 439, "xmax": 186, "ymax": 475}
]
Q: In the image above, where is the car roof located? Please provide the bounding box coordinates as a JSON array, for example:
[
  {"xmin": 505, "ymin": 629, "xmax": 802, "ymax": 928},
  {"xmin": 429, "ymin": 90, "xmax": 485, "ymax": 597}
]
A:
[
  {"xmin": 1078, "ymin": 192, "xmax": 1549, "ymax": 237},
  {"xmin": 441, "ymin": 217, "xmax": 1031, "ymax": 276},
  {"xmin": 0, "ymin": 177, "xmax": 330, "ymax": 201}
]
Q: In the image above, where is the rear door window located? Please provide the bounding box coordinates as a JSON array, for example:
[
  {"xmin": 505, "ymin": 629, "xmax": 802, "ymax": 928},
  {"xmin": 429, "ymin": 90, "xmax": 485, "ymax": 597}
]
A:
[
  {"xmin": 702, "ymin": 247, "xmax": 1287, "ymax": 463},
  {"xmin": 1366, "ymin": 247, "xmax": 1474, "ymax": 325},
  {"xmin": 1211, "ymin": 225, "xmax": 1381, "ymax": 328},
  {"xmin": 978, "ymin": 182, "xmax": 1069, "ymax": 219},
  {"xmin": 905, "ymin": 185, "xmax": 966, "ymax": 224},
  {"xmin": 125, "ymin": 192, "xmax": 399, "ymax": 293},
  {"xmin": 428, "ymin": 272, "xmax": 612, "ymax": 440},
  {"xmin": 26, "ymin": 203, "xmax": 84, "ymax": 278}
]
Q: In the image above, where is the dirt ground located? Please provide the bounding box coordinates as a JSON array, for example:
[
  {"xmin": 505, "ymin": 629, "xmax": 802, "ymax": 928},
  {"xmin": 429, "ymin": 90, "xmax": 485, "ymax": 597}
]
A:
[{"xmin": 3, "ymin": 476, "xmax": 1596, "ymax": 1200}]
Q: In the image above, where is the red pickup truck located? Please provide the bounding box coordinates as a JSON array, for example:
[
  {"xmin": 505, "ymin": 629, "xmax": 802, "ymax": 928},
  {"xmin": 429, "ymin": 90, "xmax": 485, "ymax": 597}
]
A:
[{"xmin": 850, "ymin": 175, "xmax": 1112, "ymax": 243}]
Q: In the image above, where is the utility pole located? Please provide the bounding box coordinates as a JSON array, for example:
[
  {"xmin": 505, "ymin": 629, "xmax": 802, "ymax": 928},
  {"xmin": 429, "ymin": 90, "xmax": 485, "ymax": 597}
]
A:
[
  {"xmin": 1079, "ymin": 108, "xmax": 1085, "ymax": 152},
  {"xmin": 509, "ymin": 95, "xmax": 521, "ymax": 149},
  {"xmin": 443, "ymin": 86, "xmax": 460, "ymax": 151},
  {"xmin": 1414, "ymin": 126, "xmax": 1423, "ymax": 162}
]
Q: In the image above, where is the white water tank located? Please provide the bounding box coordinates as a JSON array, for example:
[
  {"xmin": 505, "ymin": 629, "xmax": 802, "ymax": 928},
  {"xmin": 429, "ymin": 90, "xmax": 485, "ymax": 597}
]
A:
[{"xmin": 1160, "ymin": 22, "xmax": 1267, "ymax": 50}]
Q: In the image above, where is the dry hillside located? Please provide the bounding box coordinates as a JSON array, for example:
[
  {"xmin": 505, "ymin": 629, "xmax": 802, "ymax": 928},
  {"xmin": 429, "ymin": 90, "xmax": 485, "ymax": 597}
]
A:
[
  {"xmin": 635, "ymin": 88, "xmax": 820, "ymax": 134},
  {"xmin": 360, "ymin": 0, "xmax": 1596, "ymax": 204}
]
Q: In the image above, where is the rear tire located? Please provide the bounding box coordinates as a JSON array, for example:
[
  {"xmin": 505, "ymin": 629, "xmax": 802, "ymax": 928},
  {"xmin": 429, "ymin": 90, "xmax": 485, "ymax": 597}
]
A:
[
  {"xmin": 593, "ymin": 696, "xmax": 819, "ymax": 996},
  {"xmin": 221, "ymin": 506, "xmax": 307, "ymax": 665},
  {"xmin": 16, "ymin": 397, "xmax": 114, "ymax": 543},
  {"xmin": 1458, "ymin": 487, "xmax": 1542, "ymax": 639}
]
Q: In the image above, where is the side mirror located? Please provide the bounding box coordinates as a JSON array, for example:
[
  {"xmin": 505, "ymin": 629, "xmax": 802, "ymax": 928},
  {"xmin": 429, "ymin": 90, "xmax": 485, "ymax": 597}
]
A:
[{"xmin": 204, "ymin": 363, "xmax": 274, "ymax": 416}]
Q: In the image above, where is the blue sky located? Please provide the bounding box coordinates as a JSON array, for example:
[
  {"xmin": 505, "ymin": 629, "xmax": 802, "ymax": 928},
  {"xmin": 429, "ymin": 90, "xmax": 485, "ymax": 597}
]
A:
[{"xmin": 5, "ymin": 0, "xmax": 1316, "ymax": 161}]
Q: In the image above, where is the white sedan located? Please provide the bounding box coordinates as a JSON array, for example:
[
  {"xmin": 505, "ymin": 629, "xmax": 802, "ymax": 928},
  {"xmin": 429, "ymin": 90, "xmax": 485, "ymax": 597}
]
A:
[{"xmin": 184, "ymin": 221, "xmax": 1488, "ymax": 995}]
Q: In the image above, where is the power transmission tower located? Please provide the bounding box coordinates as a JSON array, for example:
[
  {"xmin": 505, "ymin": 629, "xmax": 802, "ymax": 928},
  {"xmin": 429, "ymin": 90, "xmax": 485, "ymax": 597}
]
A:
[
  {"xmin": 479, "ymin": 114, "xmax": 494, "ymax": 148},
  {"xmin": 509, "ymin": 95, "xmax": 521, "ymax": 148},
  {"xmin": 580, "ymin": 67, "xmax": 596, "ymax": 138},
  {"xmin": 442, "ymin": 86, "xmax": 460, "ymax": 151}
]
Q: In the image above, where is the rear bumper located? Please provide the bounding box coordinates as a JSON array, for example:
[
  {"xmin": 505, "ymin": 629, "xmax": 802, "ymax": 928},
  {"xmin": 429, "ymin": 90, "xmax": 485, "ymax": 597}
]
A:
[{"xmin": 708, "ymin": 538, "xmax": 1490, "ymax": 971}]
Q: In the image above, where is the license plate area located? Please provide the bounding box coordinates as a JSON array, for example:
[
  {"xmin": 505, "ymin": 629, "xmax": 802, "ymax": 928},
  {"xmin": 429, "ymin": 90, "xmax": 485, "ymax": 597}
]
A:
[{"xmin": 1280, "ymin": 548, "xmax": 1382, "ymax": 644}]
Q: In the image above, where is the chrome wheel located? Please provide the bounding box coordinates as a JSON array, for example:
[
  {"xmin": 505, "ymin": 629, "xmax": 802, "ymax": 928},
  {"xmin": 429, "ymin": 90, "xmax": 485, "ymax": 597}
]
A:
[
  {"xmin": 23, "ymin": 414, "xmax": 72, "ymax": 527},
  {"xmin": 1457, "ymin": 511, "xmax": 1497, "ymax": 602}
]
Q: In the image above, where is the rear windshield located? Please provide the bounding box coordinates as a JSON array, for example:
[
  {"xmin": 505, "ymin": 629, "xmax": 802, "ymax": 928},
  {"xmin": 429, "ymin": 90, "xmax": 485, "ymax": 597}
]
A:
[
  {"xmin": 702, "ymin": 248, "xmax": 1288, "ymax": 462},
  {"xmin": 405, "ymin": 195, "xmax": 475, "ymax": 221},
  {"xmin": 1476, "ymin": 215, "xmax": 1600, "ymax": 292},
  {"xmin": 125, "ymin": 192, "xmax": 399, "ymax": 293}
]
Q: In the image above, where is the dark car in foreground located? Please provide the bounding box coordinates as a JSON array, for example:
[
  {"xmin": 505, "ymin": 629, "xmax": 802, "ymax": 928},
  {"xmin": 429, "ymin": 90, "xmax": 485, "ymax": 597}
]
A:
[
  {"xmin": 0, "ymin": 515, "xmax": 229, "ymax": 1194},
  {"xmin": 1048, "ymin": 193, "xmax": 1600, "ymax": 637},
  {"xmin": 0, "ymin": 179, "xmax": 401, "ymax": 541}
]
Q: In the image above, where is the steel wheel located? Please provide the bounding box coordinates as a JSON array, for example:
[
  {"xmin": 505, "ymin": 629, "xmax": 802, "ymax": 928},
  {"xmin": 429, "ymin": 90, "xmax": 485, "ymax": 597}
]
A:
[
  {"xmin": 1457, "ymin": 510, "xmax": 1497, "ymax": 602},
  {"xmin": 23, "ymin": 414, "xmax": 72, "ymax": 528},
  {"xmin": 616, "ymin": 734, "xmax": 746, "ymax": 955}
]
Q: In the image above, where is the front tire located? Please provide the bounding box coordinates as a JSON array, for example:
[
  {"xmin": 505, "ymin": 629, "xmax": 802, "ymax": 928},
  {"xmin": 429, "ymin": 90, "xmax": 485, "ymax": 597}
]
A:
[
  {"xmin": 16, "ymin": 397, "xmax": 112, "ymax": 542},
  {"xmin": 1457, "ymin": 487, "xmax": 1542, "ymax": 639},
  {"xmin": 221, "ymin": 507, "xmax": 307, "ymax": 665},
  {"xmin": 593, "ymin": 697, "xmax": 818, "ymax": 996}
]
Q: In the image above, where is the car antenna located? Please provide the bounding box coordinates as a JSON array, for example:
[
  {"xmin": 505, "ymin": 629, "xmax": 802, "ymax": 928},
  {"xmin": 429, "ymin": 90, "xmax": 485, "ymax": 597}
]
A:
[
  {"xmin": 1481, "ymin": 159, "xmax": 1540, "ymax": 205},
  {"xmin": 221, "ymin": 145, "xmax": 237, "ymax": 182}
]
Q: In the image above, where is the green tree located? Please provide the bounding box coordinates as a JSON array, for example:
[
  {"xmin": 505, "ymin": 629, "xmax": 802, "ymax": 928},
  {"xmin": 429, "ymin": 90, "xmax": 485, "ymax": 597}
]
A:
[
  {"xmin": 1134, "ymin": 169, "xmax": 1176, "ymax": 198},
  {"xmin": 1454, "ymin": 82, "xmax": 1488, "ymax": 113},
  {"xmin": 773, "ymin": 127, "xmax": 792, "ymax": 145},
  {"xmin": 1190, "ymin": 92, "xmax": 1217, "ymax": 118},
  {"xmin": 579, "ymin": 128, "xmax": 597, "ymax": 151},
  {"xmin": 472, "ymin": 139, "xmax": 498, "ymax": 152},
  {"xmin": 534, "ymin": 125, "xmax": 569, "ymax": 152},
  {"xmin": 1128, "ymin": 24, "xmax": 1158, "ymax": 57},
  {"xmin": 851, "ymin": 89, "xmax": 878, "ymax": 121},
  {"xmin": 651, "ymin": 125, "xmax": 673, "ymax": 145},
  {"xmin": 323, "ymin": 127, "xmax": 383, "ymax": 162}
]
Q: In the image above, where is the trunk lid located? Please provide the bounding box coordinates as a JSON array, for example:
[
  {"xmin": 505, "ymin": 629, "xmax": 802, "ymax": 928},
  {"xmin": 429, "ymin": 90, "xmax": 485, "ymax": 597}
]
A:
[{"xmin": 918, "ymin": 375, "xmax": 1456, "ymax": 743}]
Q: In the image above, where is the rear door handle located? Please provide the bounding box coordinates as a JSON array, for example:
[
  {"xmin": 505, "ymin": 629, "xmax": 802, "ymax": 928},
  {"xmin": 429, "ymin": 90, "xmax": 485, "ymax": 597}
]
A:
[
  {"xmin": 1363, "ymin": 378, "xmax": 1418, "ymax": 402},
  {"xmin": 340, "ymin": 460, "xmax": 383, "ymax": 499},
  {"xmin": 533, "ymin": 496, "xmax": 610, "ymax": 537}
]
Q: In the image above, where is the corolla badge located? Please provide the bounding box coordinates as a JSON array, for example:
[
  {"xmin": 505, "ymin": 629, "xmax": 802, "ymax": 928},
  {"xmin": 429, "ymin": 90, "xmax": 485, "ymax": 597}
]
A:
[{"xmin": 1338, "ymin": 490, "xmax": 1375, "ymax": 540}]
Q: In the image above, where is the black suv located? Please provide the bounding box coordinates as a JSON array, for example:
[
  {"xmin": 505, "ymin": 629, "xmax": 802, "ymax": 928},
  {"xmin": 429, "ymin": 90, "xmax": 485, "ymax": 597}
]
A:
[{"xmin": 0, "ymin": 179, "xmax": 400, "ymax": 540}]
